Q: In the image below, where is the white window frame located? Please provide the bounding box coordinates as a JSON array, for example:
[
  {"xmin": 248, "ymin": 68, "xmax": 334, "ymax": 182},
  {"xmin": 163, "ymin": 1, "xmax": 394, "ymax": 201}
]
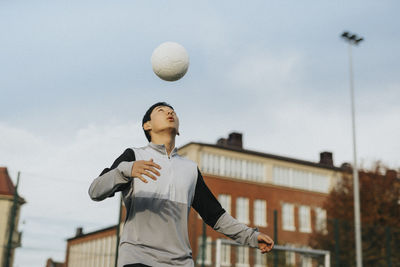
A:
[
  {"xmin": 235, "ymin": 246, "xmax": 249, "ymax": 267},
  {"xmin": 285, "ymin": 250, "xmax": 296, "ymax": 266},
  {"xmin": 254, "ymin": 199, "xmax": 267, "ymax": 227},
  {"xmin": 301, "ymin": 254, "xmax": 313, "ymax": 267},
  {"xmin": 241, "ymin": 160, "xmax": 247, "ymax": 179},
  {"xmin": 273, "ymin": 165, "xmax": 330, "ymax": 193},
  {"xmin": 299, "ymin": 205, "xmax": 311, "ymax": 233},
  {"xmin": 315, "ymin": 207, "xmax": 327, "ymax": 234},
  {"xmin": 197, "ymin": 237, "xmax": 212, "ymax": 266},
  {"xmin": 220, "ymin": 156, "xmax": 226, "ymax": 176},
  {"xmin": 236, "ymin": 197, "xmax": 249, "ymax": 224},
  {"xmin": 201, "ymin": 152, "xmax": 210, "ymax": 174},
  {"xmin": 221, "ymin": 243, "xmax": 231, "ymax": 266},
  {"xmin": 254, "ymin": 248, "xmax": 267, "ymax": 267},
  {"xmin": 282, "ymin": 203, "xmax": 295, "ymax": 231},
  {"xmin": 219, "ymin": 194, "xmax": 232, "ymax": 214}
]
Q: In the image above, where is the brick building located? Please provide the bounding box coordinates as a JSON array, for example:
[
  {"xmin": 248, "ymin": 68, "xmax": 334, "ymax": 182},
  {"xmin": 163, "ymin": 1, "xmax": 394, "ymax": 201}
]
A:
[
  {"xmin": 180, "ymin": 133, "xmax": 343, "ymax": 266},
  {"xmin": 64, "ymin": 132, "xmax": 345, "ymax": 266}
]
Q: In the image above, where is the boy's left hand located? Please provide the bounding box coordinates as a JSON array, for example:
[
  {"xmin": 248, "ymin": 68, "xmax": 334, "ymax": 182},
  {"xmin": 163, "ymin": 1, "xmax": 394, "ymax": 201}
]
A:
[{"xmin": 257, "ymin": 233, "xmax": 274, "ymax": 253}]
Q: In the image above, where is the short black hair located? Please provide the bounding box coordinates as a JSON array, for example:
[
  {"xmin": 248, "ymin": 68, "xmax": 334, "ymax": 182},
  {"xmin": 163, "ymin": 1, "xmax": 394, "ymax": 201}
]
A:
[{"xmin": 142, "ymin": 102, "xmax": 174, "ymax": 142}]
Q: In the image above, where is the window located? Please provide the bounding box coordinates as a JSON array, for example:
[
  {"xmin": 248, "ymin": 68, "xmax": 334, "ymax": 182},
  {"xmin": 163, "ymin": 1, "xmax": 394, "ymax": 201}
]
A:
[
  {"xmin": 254, "ymin": 200, "xmax": 267, "ymax": 227},
  {"xmin": 241, "ymin": 160, "xmax": 247, "ymax": 179},
  {"xmin": 201, "ymin": 152, "xmax": 210, "ymax": 173},
  {"xmin": 219, "ymin": 194, "xmax": 231, "ymax": 214},
  {"xmin": 315, "ymin": 207, "xmax": 327, "ymax": 233},
  {"xmin": 226, "ymin": 157, "xmax": 232, "ymax": 176},
  {"xmin": 220, "ymin": 156, "xmax": 226, "ymax": 176},
  {"xmin": 236, "ymin": 197, "xmax": 249, "ymax": 224},
  {"xmin": 208, "ymin": 154, "xmax": 218, "ymax": 173},
  {"xmin": 233, "ymin": 159, "xmax": 240, "ymax": 178},
  {"xmin": 256, "ymin": 163, "xmax": 266, "ymax": 182},
  {"xmin": 285, "ymin": 248, "xmax": 295, "ymax": 266},
  {"xmin": 293, "ymin": 170, "xmax": 310, "ymax": 190},
  {"xmin": 301, "ymin": 254, "xmax": 312, "ymax": 267},
  {"xmin": 273, "ymin": 165, "xmax": 330, "ymax": 193},
  {"xmin": 282, "ymin": 203, "xmax": 295, "ymax": 231},
  {"xmin": 215, "ymin": 155, "xmax": 221, "ymax": 175},
  {"xmin": 197, "ymin": 237, "xmax": 212, "ymax": 265},
  {"xmin": 254, "ymin": 249, "xmax": 267, "ymax": 267},
  {"xmin": 273, "ymin": 166, "xmax": 291, "ymax": 187},
  {"xmin": 200, "ymin": 152, "xmax": 266, "ymax": 182},
  {"xmin": 248, "ymin": 161, "xmax": 254, "ymax": 180},
  {"xmin": 221, "ymin": 244, "xmax": 231, "ymax": 266},
  {"xmin": 299, "ymin": 205, "xmax": 311, "ymax": 233},
  {"xmin": 311, "ymin": 173, "xmax": 330, "ymax": 193},
  {"xmin": 236, "ymin": 246, "xmax": 249, "ymax": 267}
]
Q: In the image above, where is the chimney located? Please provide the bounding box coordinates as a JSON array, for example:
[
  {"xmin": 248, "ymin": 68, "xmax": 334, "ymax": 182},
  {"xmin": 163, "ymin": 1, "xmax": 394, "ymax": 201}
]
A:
[
  {"xmin": 319, "ymin": 151, "xmax": 333, "ymax": 166},
  {"xmin": 75, "ymin": 227, "xmax": 83, "ymax": 237},
  {"xmin": 217, "ymin": 138, "xmax": 228, "ymax": 147},
  {"xmin": 227, "ymin": 132, "xmax": 243, "ymax": 149},
  {"xmin": 217, "ymin": 132, "xmax": 243, "ymax": 149}
]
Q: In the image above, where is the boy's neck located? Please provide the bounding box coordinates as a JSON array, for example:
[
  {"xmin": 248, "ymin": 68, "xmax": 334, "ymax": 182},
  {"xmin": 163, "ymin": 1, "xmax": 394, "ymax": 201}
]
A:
[{"xmin": 150, "ymin": 134, "xmax": 176, "ymax": 156}]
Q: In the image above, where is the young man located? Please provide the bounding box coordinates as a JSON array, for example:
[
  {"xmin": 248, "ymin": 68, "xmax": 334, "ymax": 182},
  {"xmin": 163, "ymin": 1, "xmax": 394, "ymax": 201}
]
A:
[{"xmin": 88, "ymin": 102, "xmax": 274, "ymax": 267}]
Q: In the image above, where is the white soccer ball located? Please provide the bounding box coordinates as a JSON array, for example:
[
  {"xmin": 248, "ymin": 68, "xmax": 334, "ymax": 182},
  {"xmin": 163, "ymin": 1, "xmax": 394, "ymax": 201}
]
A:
[{"xmin": 151, "ymin": 42, "xmax": 189, "ymax": 82}]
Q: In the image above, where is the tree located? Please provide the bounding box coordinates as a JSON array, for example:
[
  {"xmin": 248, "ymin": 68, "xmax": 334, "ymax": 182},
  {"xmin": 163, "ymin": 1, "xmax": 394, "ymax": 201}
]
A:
[{"xmin": 309, "ymin": 163, "xmax": 400, "ymax": 267}]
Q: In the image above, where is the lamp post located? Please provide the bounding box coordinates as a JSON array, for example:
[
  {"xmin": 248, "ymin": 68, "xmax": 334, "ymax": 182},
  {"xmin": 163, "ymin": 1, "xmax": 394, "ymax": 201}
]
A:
[{"xmin": 341, "ymin": 31, "xmax": 364, "ymax": 267}]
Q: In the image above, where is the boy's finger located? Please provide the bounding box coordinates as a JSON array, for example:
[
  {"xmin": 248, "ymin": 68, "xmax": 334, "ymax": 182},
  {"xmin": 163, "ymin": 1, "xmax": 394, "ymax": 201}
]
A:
[
  {"xmin": 142, "ymin": 171, "xmax": 157, "ymax": 180},
  {"xmin": 145, "ymin": 161, "xmax": 161, "ymax": 169},
  {"xmin": 143, "ymin": 166, "xmax": 160, "ymax": 176},
  {"xmin": 151, "ymin": 167, "xmax": 161, "ymax": 176},
  {"xmin": 137, "ymin": 175, "xmax": 148, "ymax": 183}
]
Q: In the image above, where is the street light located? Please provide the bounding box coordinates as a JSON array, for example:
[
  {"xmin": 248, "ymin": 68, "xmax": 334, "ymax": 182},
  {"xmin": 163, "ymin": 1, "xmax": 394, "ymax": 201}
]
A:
[{"xmin": 341, "ymin": 31, "xmax": 364, "ymax": 267}]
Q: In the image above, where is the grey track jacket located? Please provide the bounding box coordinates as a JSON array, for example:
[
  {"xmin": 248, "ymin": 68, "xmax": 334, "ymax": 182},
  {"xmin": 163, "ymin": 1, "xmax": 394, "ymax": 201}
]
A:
[{"xmin": 88, "ymin": 143, "xmax": 259, "ymax": 267}]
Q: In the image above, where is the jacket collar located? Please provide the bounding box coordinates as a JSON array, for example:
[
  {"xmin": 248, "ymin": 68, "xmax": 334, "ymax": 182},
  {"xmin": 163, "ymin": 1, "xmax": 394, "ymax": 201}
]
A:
[{"xmin": 148, "ymin": 142, "xmax": 178, "ymax": 157}]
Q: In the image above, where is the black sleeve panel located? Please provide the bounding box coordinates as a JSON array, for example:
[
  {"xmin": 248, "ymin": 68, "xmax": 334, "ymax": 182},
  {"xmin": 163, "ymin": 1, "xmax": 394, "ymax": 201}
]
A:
[
  {"xmin": 192, "ymin": 168, "xmax": 226, "ymax": 228},
  {"xmin": 100, "ymin": 148, "xmax": 136, "ymax": 176}
]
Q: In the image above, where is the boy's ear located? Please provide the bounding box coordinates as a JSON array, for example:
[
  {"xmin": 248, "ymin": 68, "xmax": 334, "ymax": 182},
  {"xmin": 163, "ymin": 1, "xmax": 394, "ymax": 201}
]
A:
[{"xmin": 143, "ymin": 121, "xmax": 152, "ymax": 131}]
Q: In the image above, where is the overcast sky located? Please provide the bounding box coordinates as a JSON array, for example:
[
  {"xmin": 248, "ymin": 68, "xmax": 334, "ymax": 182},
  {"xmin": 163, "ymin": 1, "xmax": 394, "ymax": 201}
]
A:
[{"xmin": 1, "ymin": 1, "xmax": 399, "ymax": 266}]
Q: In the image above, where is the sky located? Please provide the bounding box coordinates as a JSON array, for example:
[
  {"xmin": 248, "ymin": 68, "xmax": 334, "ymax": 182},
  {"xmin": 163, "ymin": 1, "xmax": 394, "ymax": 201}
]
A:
[{"xmin": 1, "ymin": 0, "xmax": 399, "ymax": 266}]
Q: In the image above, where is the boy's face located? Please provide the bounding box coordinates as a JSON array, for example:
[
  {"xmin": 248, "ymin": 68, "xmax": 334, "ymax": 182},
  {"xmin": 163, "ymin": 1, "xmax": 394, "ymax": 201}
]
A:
[{"xmin": 144, "ymin": 105, "xmax": 180, "ymax": 137}]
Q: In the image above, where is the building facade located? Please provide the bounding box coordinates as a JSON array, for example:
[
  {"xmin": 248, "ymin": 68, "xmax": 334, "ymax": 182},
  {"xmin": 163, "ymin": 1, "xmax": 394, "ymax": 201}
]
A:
[
  {"xmin": 0, "ymin": 167, "xmax": 25, "ymax": 267},
  {"xmin": 179, "ymin": 133, "xmax": 344, "ymax": 266},
  {"xmin": 65, "ymin": 226, "xmax": 118, "ymax": 267},
  {"xmin": 65, "ymin": 132, "xmax": 346, "ymax": 266}
]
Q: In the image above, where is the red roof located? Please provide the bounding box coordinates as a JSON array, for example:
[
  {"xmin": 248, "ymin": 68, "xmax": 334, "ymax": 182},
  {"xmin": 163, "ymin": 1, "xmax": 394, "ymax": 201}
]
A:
[{"xmin": 0, "ymin": 167, "xmax": 16, "ymax": 196}]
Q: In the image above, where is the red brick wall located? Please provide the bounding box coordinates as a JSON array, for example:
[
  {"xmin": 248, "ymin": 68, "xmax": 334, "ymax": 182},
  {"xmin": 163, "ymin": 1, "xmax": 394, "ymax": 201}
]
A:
[{"xmin": 188, "ymin": 174, "xmax": 328, "ymax": 259}]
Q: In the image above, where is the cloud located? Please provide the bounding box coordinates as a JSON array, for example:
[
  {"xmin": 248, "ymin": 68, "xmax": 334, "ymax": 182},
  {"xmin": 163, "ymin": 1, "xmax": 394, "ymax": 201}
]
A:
[
  {"xmin": 1, "ymin": 121, "xmax": 146, "ymax": 265},
  {"xmin": 242, "ymin": 97, "xmax": 400, "ymax": 169},
  {"xmin": 225, "ymin": 47, "xmax": 305, "ymax": 94}
]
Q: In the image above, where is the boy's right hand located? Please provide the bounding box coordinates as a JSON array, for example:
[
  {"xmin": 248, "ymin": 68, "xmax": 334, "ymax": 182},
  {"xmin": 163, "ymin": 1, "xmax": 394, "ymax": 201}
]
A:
[{"xmin": 131, "ymin": 158, "xmax": 161, "ymax": 183}]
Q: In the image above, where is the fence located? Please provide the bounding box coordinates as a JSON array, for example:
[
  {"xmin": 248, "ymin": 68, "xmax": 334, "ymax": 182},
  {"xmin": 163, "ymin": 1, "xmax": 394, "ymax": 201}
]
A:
[
  {"xmin": 194, "ymin": 216, "xmax": 400, "ymax": 267},
  {"xmin": 311, "ymin": 218, "xmax": 400, "ymax": 267},
  {"xmin": 196, "ymin": 238, "xmax": 330, "ymax": 267}
]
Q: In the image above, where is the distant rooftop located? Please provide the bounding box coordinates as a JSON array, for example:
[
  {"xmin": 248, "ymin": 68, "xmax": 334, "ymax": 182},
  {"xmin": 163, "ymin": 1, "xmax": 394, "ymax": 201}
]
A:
[
  {"xmin": 0, "ymin": 167, "xmax": 26, "ymax": 203},
  {"xmin": 67, "ymin": 225, "xmax": 117, "ymax": 241},
  {"xmin": 179, "ymin": 132, "xmax": 345, "ymax": 172},
  {"xmin": 0, "ymin": 167, "xmax": 16, "ymax": 196}
]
